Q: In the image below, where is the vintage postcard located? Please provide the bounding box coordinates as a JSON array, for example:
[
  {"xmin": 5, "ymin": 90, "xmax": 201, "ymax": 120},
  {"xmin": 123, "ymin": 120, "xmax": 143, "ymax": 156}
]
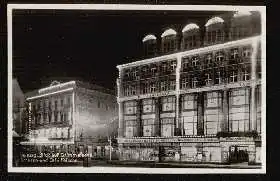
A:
[{"xmin": 8, "ymin": 4, "xmax": 266, "ymax": 173}]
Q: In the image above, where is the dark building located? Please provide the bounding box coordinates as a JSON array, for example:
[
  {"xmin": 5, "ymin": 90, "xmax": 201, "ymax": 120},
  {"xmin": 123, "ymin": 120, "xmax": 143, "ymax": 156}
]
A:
[{"xmin": 116, "ymin": 11, "xmax": 263, "ymax": 164}]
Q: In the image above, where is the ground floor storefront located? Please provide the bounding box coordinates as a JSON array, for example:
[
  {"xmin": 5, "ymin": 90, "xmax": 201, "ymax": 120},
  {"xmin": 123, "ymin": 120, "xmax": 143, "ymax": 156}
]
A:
[
  {"xmin": 18, "ymin": 139, "xmax": 119, "ymax": 166},
  {"xmin": 117, "ymin": 136, "xmax": 262, "ymax": 165}
]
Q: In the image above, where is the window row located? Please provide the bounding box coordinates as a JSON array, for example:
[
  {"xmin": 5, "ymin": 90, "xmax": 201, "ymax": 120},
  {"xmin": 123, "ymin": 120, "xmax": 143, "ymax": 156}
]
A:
[
  {"xmin": 181, "ymin": 47, "xmax": 252, "ymax": 71},
  {"xmin": 123, "ymin": 46, "xmax": 254, "ymax": 83},
  {"xmin": 31, "ymin": 110, "xmax": 72, "ymax": 127},
  {"xmin": 122, "ymin": 67, "xmax": 251, "ymax": 97},
  {"xmin": 123, "ymin": 78, "xmax": 176, "ymax": 96},
  {"xmin": 180, "ymin": 67, "xmax": 251, "ymax": 89},
  {"xmin": 123, "ymin": 60, "xmax": 177, "ymax": 81},
  {"xmin": 32, "ymin": 128, "xmax": 72, "ymax": 139},
  {"xmin": 124, "ymin": 97, "xmax": 177, "ymax": 115},
  {"xmin": 31, "ymin": 96, "xmax": 72, "ymax": 113}
]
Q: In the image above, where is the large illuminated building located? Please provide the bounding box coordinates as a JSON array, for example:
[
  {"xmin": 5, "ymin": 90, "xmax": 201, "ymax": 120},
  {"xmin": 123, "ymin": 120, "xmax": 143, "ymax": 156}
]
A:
[
  {"xmin": 116, "ymin": 11, "xmax": 263, "ymax": 164},
  {"xmin": 22, "ymin": 80, "xmax": 118, "ymax": 155}
]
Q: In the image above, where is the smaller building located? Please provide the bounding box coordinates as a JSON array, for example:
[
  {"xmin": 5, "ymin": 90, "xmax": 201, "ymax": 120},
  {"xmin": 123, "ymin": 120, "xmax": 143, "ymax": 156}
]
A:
[{"xmin": 22, "ymin": 80, "xmax": 118, "ymax": 155}]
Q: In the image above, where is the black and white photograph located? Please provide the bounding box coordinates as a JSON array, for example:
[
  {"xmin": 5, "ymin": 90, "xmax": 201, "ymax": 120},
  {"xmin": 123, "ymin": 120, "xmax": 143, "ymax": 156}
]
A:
[{"xmin": 8, "ymin": 4, "xmax": 266, "ymax": 173}]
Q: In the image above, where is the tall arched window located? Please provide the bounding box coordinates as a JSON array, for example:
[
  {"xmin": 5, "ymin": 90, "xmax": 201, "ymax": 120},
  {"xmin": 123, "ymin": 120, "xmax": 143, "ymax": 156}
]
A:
[
  {"xmin": 204, "ymin": 16, "xmax": 225, "ymax": 46},
  {"xmin": 142, "ymin": 34, "xmax": 157, "ymax": 57},
  {"xmin": 230, "ymin": 11, "xmax": 253, "ymax": 40},
  {"xmin": 161, "ymin": 28, "xmax": 177, "ymax": 54},
  {"xmin": 182, "ymin": 23, "xmax": 200, "ymax": 50}
]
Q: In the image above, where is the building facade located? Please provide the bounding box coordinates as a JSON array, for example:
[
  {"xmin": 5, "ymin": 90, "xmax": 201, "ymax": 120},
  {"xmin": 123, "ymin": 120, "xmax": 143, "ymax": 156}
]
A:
[
  {"xmin": 116, "ymin": 11, "xmax": 263, "ymax": 164},
  {"xmin": 12, "ymin": 78, "xmax": 27, "ymax": 137},
  {"xmin": 22, "ymin": 80, "xmax": 118, "ymax": 155}
]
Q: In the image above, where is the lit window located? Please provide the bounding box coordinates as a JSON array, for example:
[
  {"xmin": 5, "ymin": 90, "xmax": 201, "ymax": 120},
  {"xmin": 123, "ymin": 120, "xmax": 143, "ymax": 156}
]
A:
[
  {"xmin": 67, "ymin": 97, "xmax": 71, "ymax": 106},
  {"xmin": 205, "ymin": 73, "xmax": 212, "ymax": 86},
  {"xmin": 150, "ymin": 82, "xmax": 156, "ymax": 93},
  {"xmin": 229, "ymin": 88, "xmax": 250, "ymax": 132},
  {"xmin": 54, "ymin": 100, "xmax": 58, "ymax": 110},
  {"xmin": 242, "ymin": 67, "xmax": 250, "ymax": 81},
  {"xmin": 124, "ymin": 70, "xmax": 130, "ymax": 80},
  {"xmin": 231, "ymin": 48, "xmax": 239, "ymax": 59},
  {"xmin": 211, "ymin": 31, "xmax": 216, "ymax": 43},
  {"xmin": 182, "ymin": 58, "xmax": 189, "ymax": 71},
  {"xmin": 150, "ymin": 66, "xmax": 157, "ymax": 76},
  {"xmin": 183, "ymin": 94, "xmax": 197, "ymax": 110},
  {"xmin": 124, "ymin": 101, "xmax": 137, "ymax": 115},
  {"xmin": 230, "ymin": 70, "xmax": 238, "ymax": 83},
  {"xmin": 182, "ymin": 94, "xmax": 197, "ymax": 135},
  {"xmin": 181, "ymin": 78, "xmax": 188, "ymax": 89},
  {"xmin": 125, "ymin": 120, "xmax": 137, "ymax": 138},
  {"xmin": 216, "ymin": 51, "xmax": 224, "ymax": 63},
  {"xmin": 142, "ymin": 82, "xmax": 149, "ymax": 94},
  {"xmin": 204, "ymin": 92, "xmax": 222, "ymax": 135},
  {"xmin": 132, "ymin": 68, "xmax": 139, "ymax": 80},
  {"xmin": 192, "ymin": 56, "xmax": 199, "ymax": 67},
  {"xmin": 161, "ymin": 63, "xmax": 168, "ymax": 73},
  {"xmin": 184, "ymin": 35, "xmax": 197, "ymax": 49},
  {"xmin": 215, "ymin": 71, "xmax": 222, "ymax": 84},
  {"xmin": 217, "ymin": 29, "xmax": 223, "ymax": 42},
  {"xmin": 131, "ymin": 85, "xmax": 136, "ymax": 95},
  {"xmin": 143, "ymin": 119, "xmax": 155, "ymax": 137},
  {"xmin": 243, "ymin": 48, "xmax": 251, "ymax": 58},
  {"xmin": 142, "ymin": 66, "xmax": 148, "ymax": 77},
  {"xmin": 192, "ymin": 77, "xmax": 199, "ymax": 88},
  {"xmin": 161, "ymin": 118, "xmax": 174, "ymax": 137},
  {"xmin": 169, "ymin": 80, "xmax": 176, "ymax": 90},
  {"xmin": 160, "ymin": 80, "xmax": 167, "ymax": 92},
  {"xmin": 205, "ymin": 54, "xmax": 212, "ymax": 67},
  {"xmin": 207, "ymin": 31, "xmax": 211, "ymax": 44},
  {"xmin": 162, "ymin": 34, "xmax": 176, "ymax": 53},
  {"xmin": 142, "ymin": 99, "xmax": 155, "ymax": 113},
  {"xmin": 170, "ymin": 61, "xmax": 177, "ymax": 72},
  {"xmin": 124, "ymin": 86, "xmax": 129, "ymax": 96},
  {"xmin": 162, "ymin": 96, "xmax": 176, "ymax": 112},
  {"xmin": 124, "ymin": 84, "xmax": 136, "ymax": 96}
]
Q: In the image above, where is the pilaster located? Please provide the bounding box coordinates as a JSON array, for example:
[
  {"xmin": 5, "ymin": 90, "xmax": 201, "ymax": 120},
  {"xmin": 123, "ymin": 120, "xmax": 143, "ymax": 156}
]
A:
[
  {"xmin": 222, "ymin": 90, "xmax": 229, "ymax": 132},
  {"xmin": 197, "ymin": 92, "xmax": 204, "ymax": 136},
  {"xmin": 250, "ymin": 40, "xmax": 258, "ymax": 131},
  {"xmin": 175, "ymin": 54, "xmax": 182, "ymax": 136},
  {"xmin": 154, "ymin": 97, "xmax": 161, "ymax": 137}
]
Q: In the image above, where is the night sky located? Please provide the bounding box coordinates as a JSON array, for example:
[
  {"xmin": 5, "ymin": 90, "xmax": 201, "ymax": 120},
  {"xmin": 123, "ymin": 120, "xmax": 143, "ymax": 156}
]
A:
[{"xmin": 13, "ymin": 9, "xmax": 227, "ymax": 93}]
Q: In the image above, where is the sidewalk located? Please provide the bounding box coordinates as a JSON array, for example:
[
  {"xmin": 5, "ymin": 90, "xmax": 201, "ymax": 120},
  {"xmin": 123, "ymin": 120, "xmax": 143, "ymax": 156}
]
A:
[{"xmin": 107, "ymin": 160, "xmax": 262, "ymax": 169}]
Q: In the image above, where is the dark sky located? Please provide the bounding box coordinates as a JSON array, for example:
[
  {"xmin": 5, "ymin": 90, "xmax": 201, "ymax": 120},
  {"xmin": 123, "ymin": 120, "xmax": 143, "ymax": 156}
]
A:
[{"xmin": 13, "ymin": 9, "xmax": 228, "ymax": 93}]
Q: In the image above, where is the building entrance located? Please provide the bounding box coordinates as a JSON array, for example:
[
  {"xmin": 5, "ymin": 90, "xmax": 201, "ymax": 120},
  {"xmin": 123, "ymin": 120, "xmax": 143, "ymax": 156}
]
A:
[{"xmin": 229, "ymin": 145, "xmax": 249, "ymax": 163}]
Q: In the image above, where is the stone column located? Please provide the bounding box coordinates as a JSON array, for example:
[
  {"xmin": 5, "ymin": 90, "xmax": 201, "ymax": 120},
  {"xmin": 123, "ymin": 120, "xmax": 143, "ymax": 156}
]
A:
[
  {"xmin": 154, "ymin": 97, "xmax": 161, "ymax": 137},
  {"xmin": 117, "ymin": 75, "xmax": 125, "ymax": 138},
  {"xmin": 175, "ymin": 54, "xmax": 182, "ymax": 136},
  {"xmin": 250, "ymin": 87, "xmax": 257, "ymax": 131},
  {"xmin": 250, "ymin": 40, "xmax": 258, "ymax": 131},
  {"xmin": 222, "ymin": 90, "xmax": 229, "ymax": 132}
]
